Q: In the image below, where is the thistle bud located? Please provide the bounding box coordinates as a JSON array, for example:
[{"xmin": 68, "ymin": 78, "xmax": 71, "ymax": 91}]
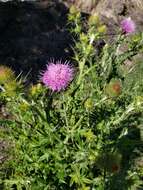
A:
[
  {"xmin": 105, "ymin": 79, "xmax": 122, "ymax": 97},
  {"xmin": 84, "ymin": 98, "xmax": 94, "ymax": 110},
  {"xmin": 97, "ymin": 152, "xmax": 122, "ymax": 173},
  {"xmin": 30, "ymin": 83, "xmax": 43, "ymax": 96},
  {"xmin": 88, "ymin": 14, "xmax": 100, "ymax": 26},
  {"xmin": 0, "ymin": 65, "xmax": 15, "ymax": 84},
  {"xmin": 97, "ymin": 25, "xmax": 107, "ymax": 34}
]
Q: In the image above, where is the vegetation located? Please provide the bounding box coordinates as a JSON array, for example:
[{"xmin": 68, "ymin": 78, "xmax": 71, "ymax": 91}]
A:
[{"xmin": 0, "ymin": 6, "xmax": 143, "ymax": 190}]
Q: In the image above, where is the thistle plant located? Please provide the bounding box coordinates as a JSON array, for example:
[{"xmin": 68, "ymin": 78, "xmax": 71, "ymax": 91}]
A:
[{"xmin": 0, "ymin": 7, "xmax": 143, "ymax": 190}]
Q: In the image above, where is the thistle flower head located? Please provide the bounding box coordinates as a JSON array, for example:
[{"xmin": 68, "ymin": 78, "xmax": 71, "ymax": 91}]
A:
[
  {"xmin": 41, "ymin": 60, "xmax": 74, "ymax": 92},
  {"xmin": 121, "ymin": 17, "xmax": 136, "ymax": 34}
]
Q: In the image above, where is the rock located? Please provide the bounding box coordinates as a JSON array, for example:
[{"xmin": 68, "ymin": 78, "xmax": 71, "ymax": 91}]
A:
[
  {"xmin": 64, "ymin": 0, "xmax": 143, "ymax": 33},
  {"xmin": 0, "ymin": 1, "xmax": 73, "ymax": 83},
  {"xmin": 93, "ymin": 0, "xmax": 143, "ymax": 33},
  {"xmin": 63, "ymin": 0, "xmax": 99, "ymax": 13}
]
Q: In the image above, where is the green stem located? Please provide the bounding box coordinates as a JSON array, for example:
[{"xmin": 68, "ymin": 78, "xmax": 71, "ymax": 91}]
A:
[
  {"xmin": 62, "ymin": 94, "xmax": 69, "ymax": 128},
  {"xmin": 77, "ymin": 59, "xmax": 86, "ymax": 85}
]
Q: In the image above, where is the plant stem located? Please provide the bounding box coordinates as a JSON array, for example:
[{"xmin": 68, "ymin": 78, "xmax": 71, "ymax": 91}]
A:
[
  {"xmin": 77, "ymin": 59, "xmax": 86, "ymax": 85},
  {"xmin": 62, "ymin": 94, "xmax": 69, "ymax": 128}
]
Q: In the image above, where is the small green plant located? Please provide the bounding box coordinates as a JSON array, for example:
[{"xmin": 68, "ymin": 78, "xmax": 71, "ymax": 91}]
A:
[{"xmin": 0, "ymin": 7, "xmax": 143, "ymax": 190}]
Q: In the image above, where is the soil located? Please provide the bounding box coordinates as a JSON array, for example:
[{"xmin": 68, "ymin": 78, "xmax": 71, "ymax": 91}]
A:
[{"xmin": 0, "ymin": 1, "xmax": 73, "ymax": 83}]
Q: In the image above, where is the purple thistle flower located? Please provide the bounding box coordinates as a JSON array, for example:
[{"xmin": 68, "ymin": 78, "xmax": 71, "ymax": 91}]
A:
[
  {"xmin": 120, "ymin": 17, "xmax": 136, "ymax": 34},
  {"xmin": 41, "ymin": 60, "xmax": 74, "ymax": 92}
]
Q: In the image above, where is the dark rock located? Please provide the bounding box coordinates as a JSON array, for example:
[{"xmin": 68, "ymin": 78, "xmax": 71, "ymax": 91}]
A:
[{"xmin": 0, "ymin": 1, "xmax": 74, "ymax": 83}]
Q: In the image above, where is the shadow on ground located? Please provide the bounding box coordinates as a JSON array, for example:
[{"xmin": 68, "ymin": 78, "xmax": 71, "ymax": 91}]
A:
[{"xmin": 0, "ymin": 1, "xmax": 73, "ymax": 83}]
